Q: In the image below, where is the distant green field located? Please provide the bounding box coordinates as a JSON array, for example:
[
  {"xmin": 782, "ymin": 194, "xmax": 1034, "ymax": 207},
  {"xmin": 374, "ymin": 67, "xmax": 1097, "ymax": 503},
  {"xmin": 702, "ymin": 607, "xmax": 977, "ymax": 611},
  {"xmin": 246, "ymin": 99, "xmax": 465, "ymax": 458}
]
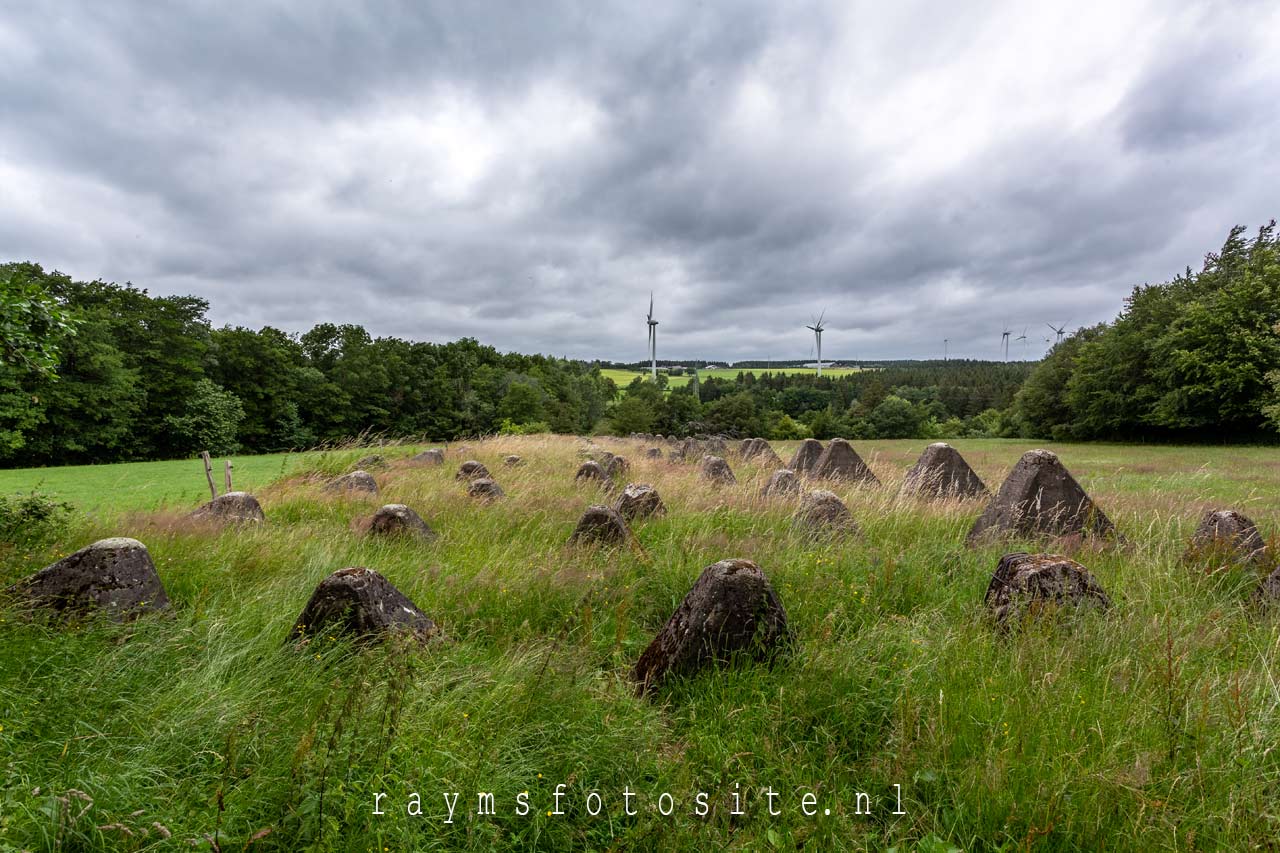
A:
[{"xmin": 602, "ymin": 366, "xmax": 864, "ymax": 390}]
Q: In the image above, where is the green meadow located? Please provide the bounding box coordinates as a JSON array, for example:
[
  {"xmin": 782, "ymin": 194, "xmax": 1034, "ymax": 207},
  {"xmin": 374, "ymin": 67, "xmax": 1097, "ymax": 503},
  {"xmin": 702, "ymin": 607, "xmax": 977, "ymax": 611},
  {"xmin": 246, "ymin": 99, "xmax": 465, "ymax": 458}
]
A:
[
  {"xmin": 0, "ymin": 452, "xmax": 314, "ymax": 515},
  {"xmin": 0, "ymin": 446, "xmax": 427, "ymax": 515},
  {"xmin": 1, "ymin": 436, "xmax": 1278, "ymax": 851}
]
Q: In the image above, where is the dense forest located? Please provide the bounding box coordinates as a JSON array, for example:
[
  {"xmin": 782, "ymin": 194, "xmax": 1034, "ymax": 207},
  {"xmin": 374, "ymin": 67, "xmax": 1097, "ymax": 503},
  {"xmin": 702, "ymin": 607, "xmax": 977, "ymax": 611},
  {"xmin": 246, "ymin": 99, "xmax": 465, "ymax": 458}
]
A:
[
  {"xmin": 2, "ymin": 221, "xmax": 1278, "ymax": 467},
  {"xmin": 1006, "ymin": 221, "xmax": 1280, "ymax": 442},
  {"xmin": 0, "ymin": 263, "xmax": 615, "ymax": 466}
]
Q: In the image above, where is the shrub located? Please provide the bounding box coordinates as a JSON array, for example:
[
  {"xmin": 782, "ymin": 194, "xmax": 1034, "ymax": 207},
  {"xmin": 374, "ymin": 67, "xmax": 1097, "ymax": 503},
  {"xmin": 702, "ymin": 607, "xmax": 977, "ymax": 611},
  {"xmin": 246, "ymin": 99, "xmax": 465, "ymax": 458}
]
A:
[
  {"xmin": 770, "ymin": 413, "xmax": 810, "ymax": 440},
  {"xmin": 498, "ymin": 418, "xmax": 550, "ymax": 436},
  {"xmin": 0, "ymin": 490, "xmax": 73, "ymax": 547}
]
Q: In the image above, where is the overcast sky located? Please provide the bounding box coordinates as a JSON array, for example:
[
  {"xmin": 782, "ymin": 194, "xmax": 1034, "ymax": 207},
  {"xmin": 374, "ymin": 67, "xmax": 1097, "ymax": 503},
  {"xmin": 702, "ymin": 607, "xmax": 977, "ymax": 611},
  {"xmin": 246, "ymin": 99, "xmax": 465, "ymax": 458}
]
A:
[{"xmin": 2, "ymin": 1, "xmax": 1278, "ymax": 363}]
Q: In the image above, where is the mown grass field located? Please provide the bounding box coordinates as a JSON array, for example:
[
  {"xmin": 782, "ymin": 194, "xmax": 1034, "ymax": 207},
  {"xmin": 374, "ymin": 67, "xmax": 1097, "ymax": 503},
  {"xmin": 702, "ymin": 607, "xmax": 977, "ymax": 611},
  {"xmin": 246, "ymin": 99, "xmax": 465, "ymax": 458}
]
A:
[
  {"xmin": 601, "ymin": 366, "xmax": 865, "ymax": 390},
  {"xmin": 1, "ymin": 437, "xmax": 1278, "ymax": 851},
  {"xmin": 0, "ymin": 445, "xmax": 436, "ymax": 514}
]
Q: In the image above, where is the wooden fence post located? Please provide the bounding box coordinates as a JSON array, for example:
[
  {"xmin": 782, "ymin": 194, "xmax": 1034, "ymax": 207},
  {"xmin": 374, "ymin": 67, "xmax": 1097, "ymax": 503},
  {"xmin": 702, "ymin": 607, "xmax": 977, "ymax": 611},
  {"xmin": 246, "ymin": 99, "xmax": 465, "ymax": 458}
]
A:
[
  {"xmin": 224, "ymin": 460, "xmax": 233, "ymax": 493},
  {"xmin": 202, "ymin": 451, "xmax": 217, "ymax": 500}
]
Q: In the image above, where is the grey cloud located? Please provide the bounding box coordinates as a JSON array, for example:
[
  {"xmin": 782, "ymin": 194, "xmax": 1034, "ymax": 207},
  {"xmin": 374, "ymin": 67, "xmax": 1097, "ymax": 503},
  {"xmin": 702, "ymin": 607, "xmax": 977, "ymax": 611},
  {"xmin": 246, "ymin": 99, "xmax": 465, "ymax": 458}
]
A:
[
  {"xmin": 1117, "ymin": 34, "xmax": 1271, "ymax": 153},
  {"xmin": 1, "ymin": 0, "xmax": 1278, "ymax": 363}
]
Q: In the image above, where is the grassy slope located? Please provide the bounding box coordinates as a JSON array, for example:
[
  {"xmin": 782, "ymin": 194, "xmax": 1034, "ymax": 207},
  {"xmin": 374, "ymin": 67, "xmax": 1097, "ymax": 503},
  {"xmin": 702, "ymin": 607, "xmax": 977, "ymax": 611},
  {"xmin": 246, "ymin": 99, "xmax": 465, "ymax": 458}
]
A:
[{"xmin": 1, "ymin": 437, "xmax": 1278, "ymax": 851}]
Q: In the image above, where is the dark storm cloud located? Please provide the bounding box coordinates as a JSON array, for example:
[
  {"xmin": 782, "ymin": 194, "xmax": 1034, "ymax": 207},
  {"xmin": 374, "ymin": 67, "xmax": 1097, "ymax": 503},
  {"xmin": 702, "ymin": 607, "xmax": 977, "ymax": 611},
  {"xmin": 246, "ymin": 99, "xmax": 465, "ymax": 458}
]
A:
[{"xmin": 1, "ymin": 0, "xmax": 1278, "ymax": 362}]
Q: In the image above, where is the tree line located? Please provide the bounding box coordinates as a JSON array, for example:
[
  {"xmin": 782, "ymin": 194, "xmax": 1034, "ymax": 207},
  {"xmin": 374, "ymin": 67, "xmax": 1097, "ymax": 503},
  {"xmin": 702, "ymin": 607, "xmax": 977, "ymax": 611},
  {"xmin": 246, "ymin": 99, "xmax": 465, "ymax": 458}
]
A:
[
  {"xmin": 4, "ymin": 220, "xmax": 1276, "ymax": 468},
  {"xmin": 1006, "ymin": 221, "xmax": 1280, "ymax": 442},
  {"xmin": 0, "ymin": 263, "xmax": 615, "ymax": 466},
  {"xmin": 0, "ymin": 261, "xmax": 1039, "ymax": 466}
]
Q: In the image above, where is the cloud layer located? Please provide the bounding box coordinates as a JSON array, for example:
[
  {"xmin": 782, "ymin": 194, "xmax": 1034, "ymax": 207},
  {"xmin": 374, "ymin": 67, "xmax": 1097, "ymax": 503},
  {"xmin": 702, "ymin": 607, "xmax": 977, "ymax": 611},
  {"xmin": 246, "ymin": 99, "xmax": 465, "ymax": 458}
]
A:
[{"xmin": 2, "ymin": 1, "xmax": 1278, "ymax": 361}]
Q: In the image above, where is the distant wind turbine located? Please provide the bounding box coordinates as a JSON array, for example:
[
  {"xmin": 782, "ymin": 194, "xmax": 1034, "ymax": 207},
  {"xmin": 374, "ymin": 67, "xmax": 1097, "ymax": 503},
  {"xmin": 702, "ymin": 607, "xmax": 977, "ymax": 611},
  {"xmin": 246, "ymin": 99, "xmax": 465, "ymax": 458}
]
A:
[
  {"xmin": 1000, "ymin": 324, "xmax": 1011, "ymax": 362},
  {"xmin": 1016, "ymin": 327, "xmax": 1029, "ymax": 356},
  {"xmin": 1046, "ymin": 322, "xmax": 1067, "ymax": 344},
  {"xmin": 806, "ymin": 311, "xmax": 826, "ymax": 377},
  {"xmin": 646, "ymin": 293, "xmax": 659, "ymax": 380}
]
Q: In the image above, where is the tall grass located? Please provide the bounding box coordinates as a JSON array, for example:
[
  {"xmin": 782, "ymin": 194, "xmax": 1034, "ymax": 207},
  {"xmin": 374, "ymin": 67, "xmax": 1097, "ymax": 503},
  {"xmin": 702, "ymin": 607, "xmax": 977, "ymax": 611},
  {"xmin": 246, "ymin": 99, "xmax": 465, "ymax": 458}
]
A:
[{"xmin": 0, "ymin": 436, "xmax": 1277, "ymax": 851}]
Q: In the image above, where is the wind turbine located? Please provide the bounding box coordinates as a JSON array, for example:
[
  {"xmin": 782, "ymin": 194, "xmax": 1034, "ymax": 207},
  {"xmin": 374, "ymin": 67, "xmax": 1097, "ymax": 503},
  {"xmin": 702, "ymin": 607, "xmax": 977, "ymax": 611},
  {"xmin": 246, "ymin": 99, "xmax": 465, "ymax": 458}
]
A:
[
  {"xmin": 1046, "ymin": 322, "xmax": 1067, "ymax": 344},
  {"xmin": 646, "ymin": 293, "xmax": 659, "ymax": 380},
  {"xmin": 806, "ymin": 311, "xmax": 826, "ymax": 377},
  {"xmin": 1016, "ymin": 327, "xmax": 1029, "ymax": 356},
  {"xmin": 1000, "ymin": 324, "xmax": 1011, "ymax": 362},
  {"xmin": 944, "ymin": 338, "xmax": 949, "ymax": 362}
]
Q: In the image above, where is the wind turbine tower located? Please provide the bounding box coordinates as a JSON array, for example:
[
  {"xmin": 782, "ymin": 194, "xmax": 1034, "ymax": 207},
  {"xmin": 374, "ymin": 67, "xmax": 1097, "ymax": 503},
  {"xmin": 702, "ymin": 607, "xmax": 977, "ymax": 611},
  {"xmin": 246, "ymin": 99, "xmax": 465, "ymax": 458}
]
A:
[
  {"xmin": 1000, "ymin": 324, "xmax": 1011, "ymax": 362},
  {"xmin": 806, "ymin": 311, "xmax": 826, "ymax": 377},
  {"xmin": 646, "ymin": 293, "xmax": 659, "ymax": 380},
  {"xmin": 1016, "ymin": 327, "xmax": 1028, "ymax": 356},
  {"xmin": 1046, "ymin": 322, "xmax": 1067, "ymax": 345}
]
